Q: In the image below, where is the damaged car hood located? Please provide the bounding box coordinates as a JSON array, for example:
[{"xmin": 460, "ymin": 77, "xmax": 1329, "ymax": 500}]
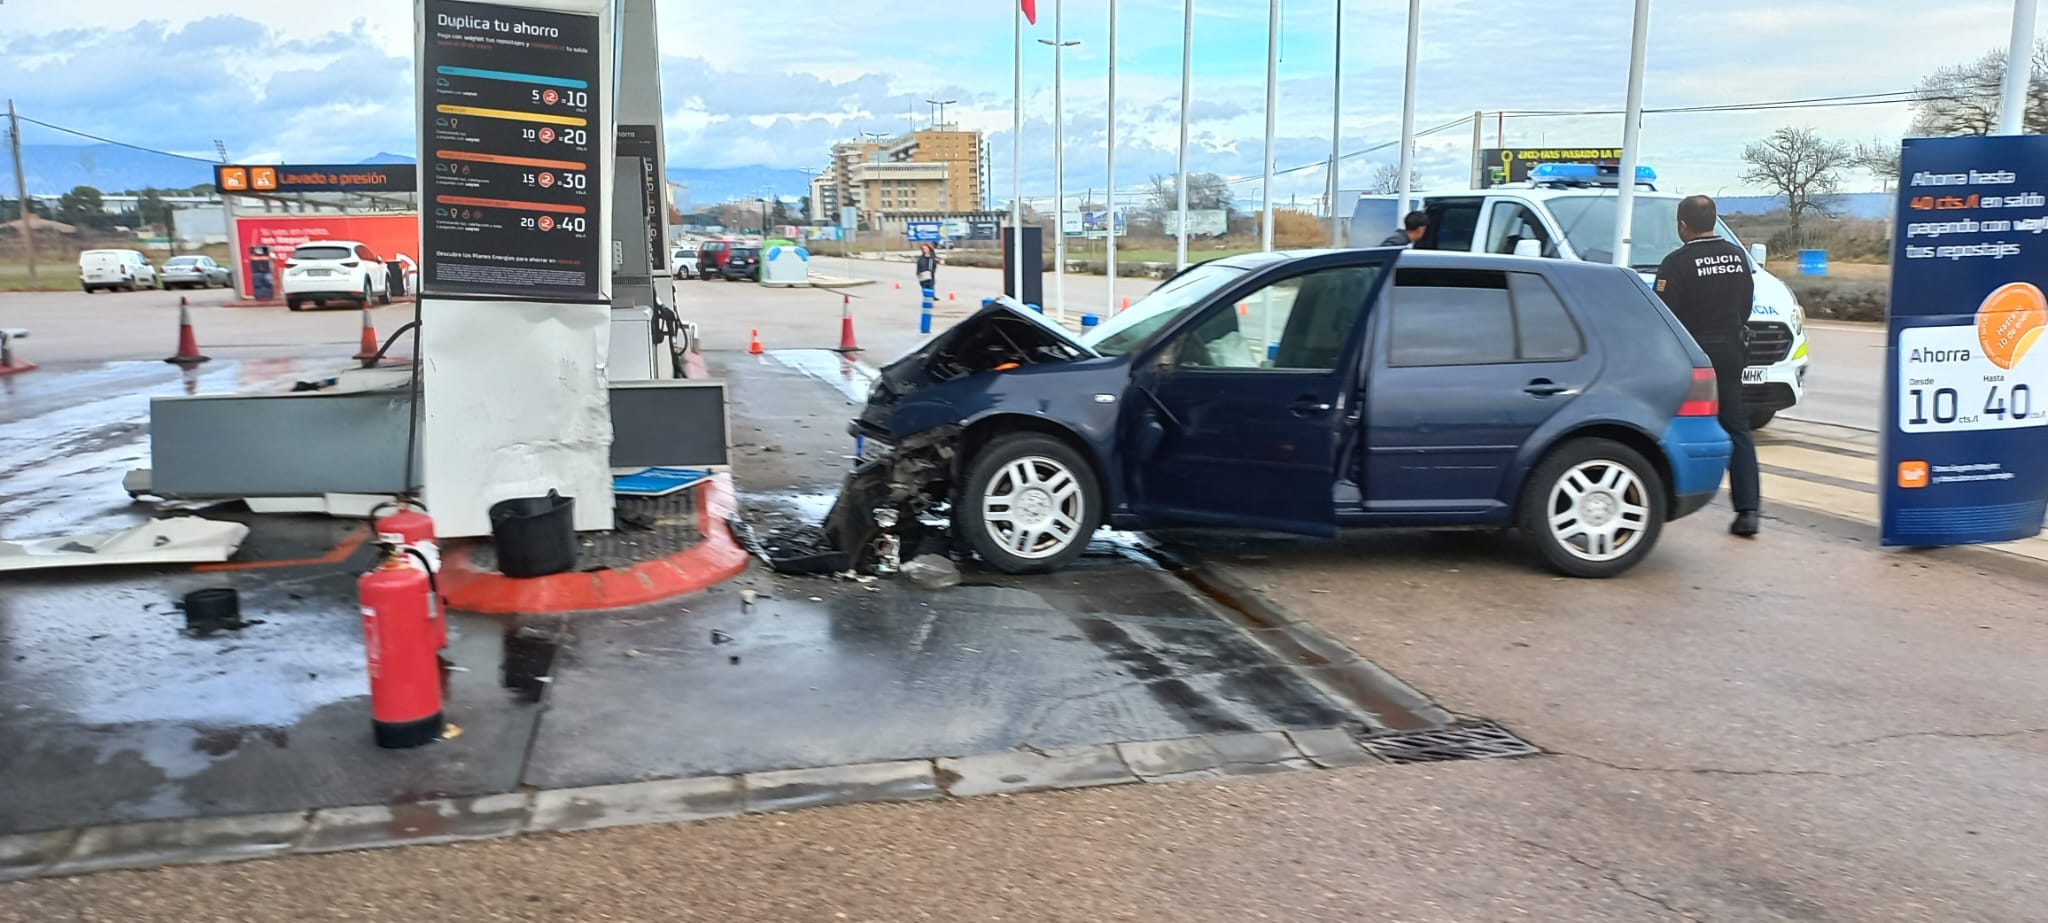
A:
[{"xmin": 861, "ymin": 297, "xmax": 1101, "ymax": 425}]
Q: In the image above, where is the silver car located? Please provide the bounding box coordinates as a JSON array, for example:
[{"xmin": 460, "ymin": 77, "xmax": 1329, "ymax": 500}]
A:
[{"xmin": 161, "ymin": 255, "xmax": 232, "ymax": 289}]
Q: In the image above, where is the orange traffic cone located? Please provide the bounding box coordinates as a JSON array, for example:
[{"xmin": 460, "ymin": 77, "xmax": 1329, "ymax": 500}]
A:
[
  {"xmin": 748, "ymin": 329, "xmax": 764, "ymax": 355},
  {"xmin": 893, "ymin": 281, "xmax": 901, "ymax": 290},
  {"xmin": 164, "ymin": 299, "xmax": 211, "ymax": 366},
  {"xmin": 948, "ymin": 291, "xmax": 956, "ymax": 302},
  {"xmin": 0, "ymin": 328, "xmax": 34, "ymax": 376},
  {"xmin": 835, "ymin": 295, "xmax": 861, "ymax": 354},
  {"xmin": 1120, "ymin": 297, "xmax": 1130, "ymax": 311},
  {"xmin": 352, "ymin": 306, "xmax": 381, "ymax": 366}
]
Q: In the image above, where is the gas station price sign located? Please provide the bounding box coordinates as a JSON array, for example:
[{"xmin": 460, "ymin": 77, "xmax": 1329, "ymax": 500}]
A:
[{"xmin": 420, "ymin": 0, "xmax": 603, "ymax": 300}]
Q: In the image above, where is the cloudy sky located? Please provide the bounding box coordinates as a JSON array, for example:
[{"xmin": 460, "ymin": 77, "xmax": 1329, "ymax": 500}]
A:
[{"xmin": 1, "ymin": 0, "xmax": 2039, "ymax": 205}]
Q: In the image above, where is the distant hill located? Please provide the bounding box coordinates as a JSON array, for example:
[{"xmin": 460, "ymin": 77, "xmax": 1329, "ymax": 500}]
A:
[{"xmin": 17, "ymin": 144, "xmax": 819, "ymax": 203}]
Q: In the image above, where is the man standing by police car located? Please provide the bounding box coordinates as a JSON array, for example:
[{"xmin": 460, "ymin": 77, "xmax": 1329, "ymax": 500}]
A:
[{"xmin": 1655, "ymin": 195, "xmax": 1760, "ymax": 537}]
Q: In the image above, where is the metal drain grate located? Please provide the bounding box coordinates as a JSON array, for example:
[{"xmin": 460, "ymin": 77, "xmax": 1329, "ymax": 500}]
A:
[{"xmin": 1356, "ymin": 721, "xmax": 1539, "ymax": 764}]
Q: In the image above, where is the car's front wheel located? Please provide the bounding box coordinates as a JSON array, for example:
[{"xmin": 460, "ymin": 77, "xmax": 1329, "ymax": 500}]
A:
[
  {"xmin": 958, "ymin": 433, "xmax": 1102, "ymax": 574},
  {"xmin": 1519, "ymin": 437, "xmax": 1666, "ymax": 579}
]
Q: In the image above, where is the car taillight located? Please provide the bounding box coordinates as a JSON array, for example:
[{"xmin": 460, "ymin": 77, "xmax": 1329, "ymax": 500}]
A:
[
  {"xmin": 341, "ymin": 260, "xmax": 360, "ymax": 268},
  {"xmin": 1678, "ymin": 367, "xmax": 1719, "ymax": 417},
  {"xmin": 285, "ymin": 260, "xmax": 299, "ymax": 268}
]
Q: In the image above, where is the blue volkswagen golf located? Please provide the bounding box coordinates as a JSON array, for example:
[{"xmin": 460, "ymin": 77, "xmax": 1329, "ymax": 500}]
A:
[{"xmin": 841, "ymin": 249, "xmax": 1732, "ymax": 578}]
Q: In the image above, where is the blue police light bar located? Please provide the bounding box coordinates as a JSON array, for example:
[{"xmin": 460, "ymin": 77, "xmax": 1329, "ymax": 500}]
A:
[{"xmin": 1528, "ymin": 162, "xmax": 1658, "ymax": 187}]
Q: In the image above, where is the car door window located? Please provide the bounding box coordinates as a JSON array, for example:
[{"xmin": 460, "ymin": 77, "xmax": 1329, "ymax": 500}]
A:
[
  {"xmin": 1506, "ymin": 272, "xmax": 1583, "ymax": 360},
  {"xmin": 1388, "ymin": 269, "xmax": 1518, "ymax": 366},
  {"xmin": 1422, "ymin": 199, "xmax": 1482, "ymax": 251},
  {"xmin": 1484, "ymin": 202, "xmax": 1552, "ymax": 256},
  {"xmin": 1390, "ymin": 268, "xmax": 1586, "ymax": 366},
  {"xmin": 1174, "ymin": 266, "xmax": 1380, "ymax": 372}
]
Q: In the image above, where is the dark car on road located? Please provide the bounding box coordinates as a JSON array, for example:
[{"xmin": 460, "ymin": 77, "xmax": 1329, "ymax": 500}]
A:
[
  {"xmin": 841, "ymin": 249, "xmax": 1732, "ymax": 578},
  {"xmin": 720, "ymin": 246, "xmax": 760, "ymax": 281}
]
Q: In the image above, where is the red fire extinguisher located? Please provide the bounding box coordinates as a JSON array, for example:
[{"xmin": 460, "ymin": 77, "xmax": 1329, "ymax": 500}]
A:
[
  {"xmin": 359, "ymin": 548, "xmax": 443, "ymax": 749},
  {"xmin": 374, "ymin": 501, "xmax": 444, "ymax": 650}
]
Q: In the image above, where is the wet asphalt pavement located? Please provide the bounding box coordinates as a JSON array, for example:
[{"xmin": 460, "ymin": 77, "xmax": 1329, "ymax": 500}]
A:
[{"xmin": 0, "ymin": 349, "xmax": 1425, "ymax": 840}]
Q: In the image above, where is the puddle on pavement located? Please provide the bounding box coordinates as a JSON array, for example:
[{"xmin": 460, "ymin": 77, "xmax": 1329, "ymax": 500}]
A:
[{"xmin": 764, "ymin": 349, "xmax": 883, "ymax": 404}]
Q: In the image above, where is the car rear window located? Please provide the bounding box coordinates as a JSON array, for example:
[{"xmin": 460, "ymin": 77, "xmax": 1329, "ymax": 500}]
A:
[
  {"xmin": 293, "ymin": 246, "xmax": 352, "ymax": 261},
  {"xmin": 166, "ymin": 256, "xmax": 201, "ymax": 266},
  {"xmin": 732, "ymin": 248, "xmax": 758, "ymax": 258}
]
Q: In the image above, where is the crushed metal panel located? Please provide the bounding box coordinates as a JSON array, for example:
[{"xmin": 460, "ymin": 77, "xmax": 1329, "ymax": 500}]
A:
[
  {"xmin": 608, "ymin": 380, "xmax": 730, "ymax": 468},
  {"xmin": 149, "ymin": 391, "xmax": 420, "ymax": 497}
]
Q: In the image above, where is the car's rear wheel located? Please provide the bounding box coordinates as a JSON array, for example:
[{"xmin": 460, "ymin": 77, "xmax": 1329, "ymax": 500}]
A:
[
  {"xmin": 959, "ymin": 433, "xmax": 1102, "ymax": 574},
  {"xmin": 1519, "ymin": 437, "xmax": 1666, "ymax": 579},
  {"xmin": 1749, "ymin": 409, "xmax": 1775, "ymax": 430},
  {"xmin": 287, "ymin": 298, "xmax": 304, "ymax": 311}
]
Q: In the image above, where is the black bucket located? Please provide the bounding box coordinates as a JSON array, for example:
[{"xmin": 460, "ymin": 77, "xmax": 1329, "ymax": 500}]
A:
[
  {"xmin": 183, "ymin": 587, "xmax": 242, "ymax": 632},
  {"xmin": 489, "ymin": 490, "xmax": 576, "ymax": 578}
]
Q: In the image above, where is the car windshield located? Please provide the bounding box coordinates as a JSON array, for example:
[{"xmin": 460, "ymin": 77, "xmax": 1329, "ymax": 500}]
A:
[
  {"xmin": 292, "ymin": 246, "xmax": 352, "ymax": 261},
  {"xmin": 1082, "ymin": 261, "xmax": 1254, "ymax": 356},
  {"xmin": 1545, "ymin": 194, "xmax": 1742, "ymax": 270}
]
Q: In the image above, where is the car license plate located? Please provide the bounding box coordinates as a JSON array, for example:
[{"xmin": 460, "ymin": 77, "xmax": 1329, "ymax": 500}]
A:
[
  {"xmin": 309, "ymin": 269, "xmax": 332, "ymax": 277},
  {"xmin": 1740, "ymin": 368, "xmax": 1767, "ymax": 384}
]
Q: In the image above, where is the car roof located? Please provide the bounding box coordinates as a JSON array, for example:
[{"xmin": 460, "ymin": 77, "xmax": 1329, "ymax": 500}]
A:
[{"xmin": 297, "ymin": 240, "xmax": 365, "ymax": 247}]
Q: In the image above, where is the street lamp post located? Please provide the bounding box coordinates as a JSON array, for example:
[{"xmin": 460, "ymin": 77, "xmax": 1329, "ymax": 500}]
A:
[
  {"xmin": 1106, "ymin": 0, "xmax": 1118, "ymax": 313},
  {"xmin": 1260, "ymin": 0, "xmax": 1278, "ymax": 252},
  {"xmin": 1038, "ymin": 0, "xmax": 1080, "ymax": 323},
  {"xmin": 1611, "ymin": 0, "xmax": 1651, "ymax": 268},
  {"xmin": 925, "ymin": 97, "xmax": 958, "ymax": 128},
  {"xmin": 1325, "ymin": 0, "xmax": 1343, "ymax": 247},
  {"xmin": 1998, "ymin": 0, "xmax": 2039, "ymax": 135},
  {"xmin": 1175, "ymin": 0, "xmax": 1192, "ymax": 270}
]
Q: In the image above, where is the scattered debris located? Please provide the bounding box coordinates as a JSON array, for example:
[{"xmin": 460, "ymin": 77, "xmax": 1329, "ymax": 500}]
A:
[
  {"xmin": 441, "ymin": 723, "xmax": 464, "ymax": 740},
  {"xmin": 710, "ymin": 629, "xmax": 734, "ymax": 645},
  {"xmin": 901, "ymin": 555, "xmax": 961, "ymax": 590},
  {"xmin": 1, "ymin": 517, "xmax": 251, "ymax": 572}
]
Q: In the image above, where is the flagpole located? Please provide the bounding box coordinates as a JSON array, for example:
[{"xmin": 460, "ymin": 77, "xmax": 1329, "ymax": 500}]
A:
[
  {"xmin": 1012, "ymin": 1, "xmax": 1024, "ymax": 303},
  {"xmin": 1325, "ymin": 0, "xmax": 1342, "ymax": 246},
  {"xmin": 1039, "ymin": 0, "xmax": 1077, "ymax": 323},
  {"xmin": 1174, "ymin": 0, "xmax": 1192, "ymax": 270},
  {"xmin": 1397, "ymin": 0, "xmax": 1418, "ymax": 226},
  {"xmin": 1260, "ymin": 0, "xmax": 1278, "ymax": 252},
  {"xmin": 1105, "ymin": 0, "xmax": 1118, "ymax": 313}
]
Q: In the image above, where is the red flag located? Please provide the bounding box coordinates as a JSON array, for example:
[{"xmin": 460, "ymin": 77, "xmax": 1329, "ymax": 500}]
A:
[{"xmin": 1020, "ymin": 0, "xmax": 1037, "ymax": 24}]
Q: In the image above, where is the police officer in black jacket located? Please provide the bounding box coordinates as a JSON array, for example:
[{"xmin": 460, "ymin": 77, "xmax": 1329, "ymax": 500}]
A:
[{"xmin": 1654, "ymin": 195, "xmax": 1760, "ymax": 537}]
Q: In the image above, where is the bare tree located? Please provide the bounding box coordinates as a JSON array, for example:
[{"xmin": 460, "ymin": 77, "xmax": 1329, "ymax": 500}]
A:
[
  {"xmin": 1910, "ymin": 41, "xmax": 2048, "ymax": 137},
  {"xmin": 1366, "ymin": 163, "xmax": 1422, "ymax": 195},
  {"xmin": 1741, "ymin": 127, "xmax": 1848, "ymax": 232},
  {"xmin": 1144, "ymin": 172, "xmax": 1235, "ymax": 215},
  {"xmin": 1848, "ymin": 139, "xmax": 1900, "ymax": 188}
]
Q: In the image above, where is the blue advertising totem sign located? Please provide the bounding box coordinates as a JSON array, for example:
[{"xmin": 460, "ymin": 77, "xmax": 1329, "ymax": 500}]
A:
[{"xmin": 1883, "ymin": 135, "xmax": 2048, "ymax": 546}]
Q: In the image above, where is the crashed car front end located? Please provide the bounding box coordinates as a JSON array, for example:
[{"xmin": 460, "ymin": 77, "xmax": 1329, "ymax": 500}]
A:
[{"xmin": 768, "ymin": 298, "xmax": 1123, "ymax": 575}]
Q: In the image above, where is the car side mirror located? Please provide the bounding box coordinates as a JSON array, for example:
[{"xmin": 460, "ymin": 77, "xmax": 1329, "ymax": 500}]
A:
[
  {"xmin": 1749, "ymin": 242, "xmax": 1767, "ymax": 265},
  {"xmin": 1513, "ymin": 239, "xmax": 1543, "ymax": 258}
]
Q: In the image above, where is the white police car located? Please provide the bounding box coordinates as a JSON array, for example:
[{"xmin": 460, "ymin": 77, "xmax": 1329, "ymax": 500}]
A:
[{"xmin": 1354, "ymin": 163, "xmax": 1808, "ymax": 428}]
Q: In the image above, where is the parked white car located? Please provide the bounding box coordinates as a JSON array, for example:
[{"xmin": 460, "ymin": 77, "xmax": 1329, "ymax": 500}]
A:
[
  {"xmin": 673, "ymin": 246, "xmax": 700, "ymax": 279},
  {"xmin": 1353, "ymin": 165, "xmax": 1810, "ymax": 429},
  {"xmin": 79, "ymin": 249, "xmax": 161, "ymax": 293},
  {"xmin": 282, "ymin": 240, "xmax": 392, "ymax": 311}
]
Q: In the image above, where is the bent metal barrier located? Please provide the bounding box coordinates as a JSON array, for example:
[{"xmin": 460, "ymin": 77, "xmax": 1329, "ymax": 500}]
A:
[{"xmin": 1882, "ymin": 134, "xmax": 2048, "ymax": 546}]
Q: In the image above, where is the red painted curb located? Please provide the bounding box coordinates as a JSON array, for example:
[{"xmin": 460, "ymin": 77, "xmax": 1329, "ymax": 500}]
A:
[{"xmin": 438, "ymin": 475, "xmax": 749, "ymax": 614}]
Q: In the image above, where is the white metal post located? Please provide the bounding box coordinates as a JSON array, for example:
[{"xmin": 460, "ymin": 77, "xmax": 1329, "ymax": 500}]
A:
[
  {"xmin": 1039, "ymin": 0, "xmax": 1078, "ymax": 322},
  {"xmin": 1261, "ymin": 0, "xmax": 1278, "ymax": 252},
  {"xmin": 1611, "ymin": 0, "xmax": 1651, "ymax": 268},
  {"xmin": 1326, "ymin": 0, "xmax": 1343, "ymax": 247},
  {"xmin": 1106, "ymin": 0, "xmax": 1118, "ymax": 311},
  {"xmin": 1998, "ymin": 0, "xmax": 2039, "ymax": 135},
  {"xmin": 1396, "ymin": 0, "xmax": 1419, "ymax": 225},
  {"xmin": 1175, "ymin": 0, "xmax": 1193, "ymax": 270},
  {"xmin": 1012, "ymin": 4, "xmax": 1024, "ymax": 303}
]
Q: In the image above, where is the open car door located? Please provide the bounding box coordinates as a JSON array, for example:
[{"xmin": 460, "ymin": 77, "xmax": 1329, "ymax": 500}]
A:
[{"xmin": 1124, "ymin": 258, "xmax": 1390, "ymax": 536}]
